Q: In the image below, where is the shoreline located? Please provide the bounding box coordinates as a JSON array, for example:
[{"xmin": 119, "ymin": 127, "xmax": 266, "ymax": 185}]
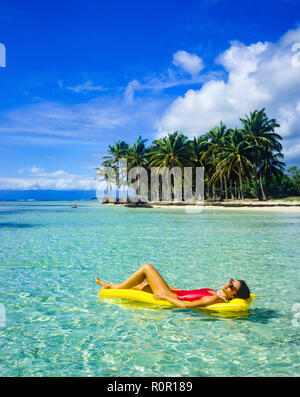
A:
[
  {"xmin": 102, "ymin": 200, "xmax": 300, "ymax": 212},
  {"xmin": 153, "ymin": 205, "xmax": 300, "ymax": 212}
]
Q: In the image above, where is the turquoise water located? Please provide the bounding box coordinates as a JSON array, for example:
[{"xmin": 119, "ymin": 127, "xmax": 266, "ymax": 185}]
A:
[{"xmin": 0, "ymin": 201, "xmax": 299, "ymax": 377}]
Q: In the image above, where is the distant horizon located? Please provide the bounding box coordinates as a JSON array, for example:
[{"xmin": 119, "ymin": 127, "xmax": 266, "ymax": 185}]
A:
[{"xmin": 0, "ymin": 190, "xmax": 97, "ymax": 201}]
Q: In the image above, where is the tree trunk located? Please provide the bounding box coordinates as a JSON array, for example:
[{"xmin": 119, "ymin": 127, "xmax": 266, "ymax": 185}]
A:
[
  {"xmin": 219, "ymin": 176, "xmax": 223, "ymax": 201},
  {"xmin": 107, "ymin": 180, "xmax": 110, "ymax": 202},
  {"xmin": 224, "ymin": 176, "xmax": 228, "ymax": 200},
  {"xmin": 206, "ymin": 179, "xmax": 210, "ymax": 200},
  {"xmin": 238, "ymin": 163, "xmax": 244, "ymax": 200},
  {"xmin": 259, "ymin": 169, "xmax": 267, "ymax": 201},
  {"xmin": 230, "ymin": 179, "xmax": 234, "ymax": 200},
  {"xmin": 254, "ymin": 170, "xmax": 262, "ymax": 201}
]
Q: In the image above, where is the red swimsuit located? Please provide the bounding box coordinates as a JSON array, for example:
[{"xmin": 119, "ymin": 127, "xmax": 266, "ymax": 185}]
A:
[{"xmin": 173, "ymin": 288, "xmax": 216, "ymax": 302}]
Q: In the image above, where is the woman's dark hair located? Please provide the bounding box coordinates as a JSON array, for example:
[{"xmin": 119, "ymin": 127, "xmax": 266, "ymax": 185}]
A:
[{"xmin": 236, "ymin": 280, "xmax": 250, "ymax": 299}]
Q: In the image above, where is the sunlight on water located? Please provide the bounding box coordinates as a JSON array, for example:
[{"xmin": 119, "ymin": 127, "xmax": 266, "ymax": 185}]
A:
[{"xmin": 0, "ymin": 201, "xmax": 299, "ymax": 376}]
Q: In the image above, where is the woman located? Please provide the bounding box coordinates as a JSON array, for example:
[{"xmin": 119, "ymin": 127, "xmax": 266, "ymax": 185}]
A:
[{"xmin": 95, "ymin": 263, "xmax": 251, "ymax": 308}]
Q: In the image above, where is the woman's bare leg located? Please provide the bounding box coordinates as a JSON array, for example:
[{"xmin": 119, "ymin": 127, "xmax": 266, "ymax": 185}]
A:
[
  {"xmin": 133, "ymin": 280, "xmax": 180, "ymax": 293},
  {"xmin": 95, "ymin": 277, "xmax": 111, "ymax": 289},
  {"xmin": 96, "ymin": 264, "xmax": 177, "ymax": 296},
  {"xmin": 131, "ymin": 280, "xmax": 153, "ymax": 293}
]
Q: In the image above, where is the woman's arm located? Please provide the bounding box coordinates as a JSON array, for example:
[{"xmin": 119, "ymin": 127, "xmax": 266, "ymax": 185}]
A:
[
  {"xmin": 181, "ymin": 295, "xmax": 222, "ymax": 308},
  {"xmin": 153, "ymin": 292, "xmax": 221, "ymax": 308}
]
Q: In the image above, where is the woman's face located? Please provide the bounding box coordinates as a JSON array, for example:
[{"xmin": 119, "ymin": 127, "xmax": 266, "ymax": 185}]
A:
[{"xmin": 221, "ymin": 279, "xmax": 241, "ymax": 299}]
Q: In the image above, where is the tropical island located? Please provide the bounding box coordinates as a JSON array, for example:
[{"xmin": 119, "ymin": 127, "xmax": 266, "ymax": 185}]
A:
[{"xmin": 98, "ymin": 108, "xmax": 300, "ymax": 209}]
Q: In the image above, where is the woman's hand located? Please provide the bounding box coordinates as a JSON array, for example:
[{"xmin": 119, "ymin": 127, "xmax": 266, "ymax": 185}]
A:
[{"xmin": 153, "ymin": 292, "xmax": 186, "ymax": 308}]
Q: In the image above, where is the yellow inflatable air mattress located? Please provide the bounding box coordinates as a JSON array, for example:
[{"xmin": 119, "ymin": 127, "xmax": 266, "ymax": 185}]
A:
[{"xmin": 99, "ymin": 289, "xmax": 256, "ymax": 312}]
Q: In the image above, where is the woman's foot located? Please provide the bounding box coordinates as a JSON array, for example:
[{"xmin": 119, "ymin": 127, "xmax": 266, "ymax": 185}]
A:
[{"xmin": 95, "ymin": 276, "xmax": 113, "ymax": 289}]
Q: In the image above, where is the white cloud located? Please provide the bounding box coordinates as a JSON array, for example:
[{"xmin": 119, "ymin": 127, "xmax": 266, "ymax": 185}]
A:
[
  {"xmin": 124, "ymin": 69, "xmax": 220, "ymax": 103},
  {"xmin": 172, "ymin": 50, "xmax": 204, "ymax": 76},
  {"xmin": 157, "ymin": 27, "xmax": 300, "ymax": 162},
  {"xmin": 0, "ymin": 98, "xmax": 148, "ymax": 140},
  {"xmin": 123, "ymin": 50, "xmax": 214, "ymax": 103},
  {"xmin": 0, "ymin": 50, "xmax": 215, "ymax": 143},
  {"xmin": 30, "ymin": 165, "xmax": 45, "ymax": 174},
  {"xmin": 0, "ymin": 167, "xmax": 100, "ymax": 190},
  {"xmin": 124, "ymin": 79, "xmax": 141, "ymax": 103},
  {"xmin": 0, "ymin": 87, "xmax": 175, "ymax": 149},
  {"xmin": 18, "ymin": 165, "xmax": 45, "ymax": 174},
  {"xmin": 66, "ymin": 80, "xmax": 107, "ymax": 93}
]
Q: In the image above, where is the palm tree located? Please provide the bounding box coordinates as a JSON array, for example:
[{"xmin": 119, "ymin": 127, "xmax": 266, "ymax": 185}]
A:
[
  {"xmin": 95, "ymin": 159, "xmax": 115, "ymax": 202},
  {"xmin": 124, "ymin": 136, "xmax": 149, "ymax": 169},
  {"xmin": 259, "ymin": 151, "xmax": 285, "ymax": 197},
  {"xmin": 190, "ymin": 135, "xmax": 208, "ymax": 167},
  {"xmin": 124, "ymin": 136, "xmax": 149, "ymax": 202},
  {"xmin": 240, "ymin": 108, "xmax": 282, "ymax": 200},
  {"xmin": 189, "ymin": 135, "xmax": 209, "ymax": 198},
  {"xmin": 101, "ymin": 140, "xmax": 129, "ymax": 202},
  {"xmin": 149, "ymin": 131, "xmax": 192, "ymax": 170},
  {"xmin": 102, "ymin": 140, "xmax": 129, "ymax": 165},
  {"xmin": 209, "ymin": 129, "xmax": 256, "ymax": 200},
  {"xmin": 205, "ymin": 121, "xmax": 229, "ymax": 145},
  {"xmin": 240, "ymin": 108, "xmax": 281, "ymax": 150},
  {"xmin": 149, "ymin": 131, "xmax": 193, "ymax": 201},
  {"xmin": 202, "ymin": 122, "xmax": 230, "ymax": 200}
]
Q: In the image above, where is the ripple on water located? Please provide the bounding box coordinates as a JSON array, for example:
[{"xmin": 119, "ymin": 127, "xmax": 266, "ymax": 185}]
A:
[{"xmin": 0, "ymin": 202, "xmax": 299, "ymax": 376}]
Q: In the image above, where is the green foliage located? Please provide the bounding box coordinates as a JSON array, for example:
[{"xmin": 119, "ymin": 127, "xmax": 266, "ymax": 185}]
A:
[
  {"xmin": 286, "ymin": 166, "xmax": 300, "ymax": 195},
  {"xmin": 100, "ymin": 108, "xmax": 299, "ymax": 200}
]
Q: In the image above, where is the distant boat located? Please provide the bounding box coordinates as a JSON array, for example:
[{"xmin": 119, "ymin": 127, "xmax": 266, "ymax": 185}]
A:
[{"xmin": 72, "ymin": 202, "xmax": 77, "ymax": 208}]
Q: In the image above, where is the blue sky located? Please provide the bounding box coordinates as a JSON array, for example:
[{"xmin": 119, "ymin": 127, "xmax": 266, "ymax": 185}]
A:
[{"xmin": 0, "ymin": 0, "xmax": 300, "ymax": 193}]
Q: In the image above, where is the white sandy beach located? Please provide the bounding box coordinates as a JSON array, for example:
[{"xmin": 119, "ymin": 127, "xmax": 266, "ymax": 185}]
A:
[
  {"xmin": 151, "ymin": 199, "xmax": 300, "ymax": 211},
  {"xmin": 103, "ymin": 200, "xmax": 300, "ymax": 212},
  {"xmin": 151, "ymin": 204, "xmax": 300, "ymax": 212}
]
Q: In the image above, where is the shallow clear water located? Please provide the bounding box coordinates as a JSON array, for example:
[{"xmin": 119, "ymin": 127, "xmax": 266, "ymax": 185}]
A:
[{"xmin": 0, "ymin": 201, "xmax": 299, "ymax": 377}]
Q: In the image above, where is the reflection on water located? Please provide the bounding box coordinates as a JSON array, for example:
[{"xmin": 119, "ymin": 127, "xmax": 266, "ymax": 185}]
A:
[{"xmin": 99, "ymin": 296, "xmax": 280, "ymax": 324}]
